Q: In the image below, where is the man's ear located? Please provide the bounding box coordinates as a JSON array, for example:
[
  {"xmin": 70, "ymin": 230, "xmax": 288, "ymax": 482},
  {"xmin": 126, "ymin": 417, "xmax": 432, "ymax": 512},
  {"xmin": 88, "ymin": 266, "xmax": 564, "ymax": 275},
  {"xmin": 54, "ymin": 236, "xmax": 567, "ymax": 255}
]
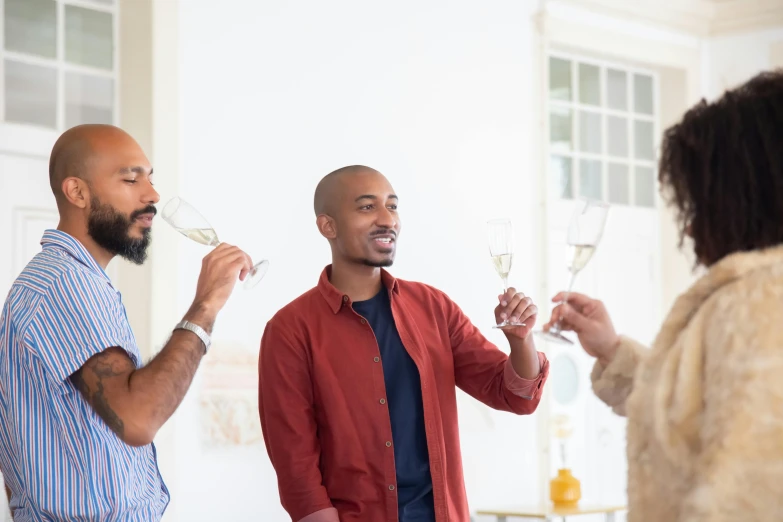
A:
[
  {"xmin": 61, "ymin": 177, "xmax": 90, "ymax": 209},
  {"xmin": 316, "ymin": 214, "xmax": 337, "ymax": 240}
]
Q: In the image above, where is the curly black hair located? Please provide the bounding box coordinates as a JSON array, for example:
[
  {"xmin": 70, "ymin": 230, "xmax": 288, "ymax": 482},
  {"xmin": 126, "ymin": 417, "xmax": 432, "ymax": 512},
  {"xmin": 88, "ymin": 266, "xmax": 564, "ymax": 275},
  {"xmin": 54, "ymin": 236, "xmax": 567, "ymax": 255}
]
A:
[{"xmin": 658, "ymin": 69, "xmax": 783, "ymax": 267}]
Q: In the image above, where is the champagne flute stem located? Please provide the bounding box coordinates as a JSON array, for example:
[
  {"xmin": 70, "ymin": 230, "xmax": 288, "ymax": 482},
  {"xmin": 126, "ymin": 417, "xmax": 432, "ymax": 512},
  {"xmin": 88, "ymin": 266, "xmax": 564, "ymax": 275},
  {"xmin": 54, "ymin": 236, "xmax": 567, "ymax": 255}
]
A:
[
  {"xmin": 554, "ymin": 271, "xmax": 578, "ymax": 331},
  {"xmin": 561, "ymin": 271, "xmax": 577, "ymax": 309},
  {"xmin": 499, "ymin": 275, "xmax": 511, "ymax": 326}
]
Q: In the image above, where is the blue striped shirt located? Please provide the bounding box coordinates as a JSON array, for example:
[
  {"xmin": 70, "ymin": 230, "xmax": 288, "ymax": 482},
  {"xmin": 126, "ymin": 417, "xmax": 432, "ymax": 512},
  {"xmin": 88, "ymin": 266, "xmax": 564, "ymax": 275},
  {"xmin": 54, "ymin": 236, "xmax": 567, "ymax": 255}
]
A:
[{"xmin": 0, "ymin": 230, "xmax": 169, "ymax": 521}]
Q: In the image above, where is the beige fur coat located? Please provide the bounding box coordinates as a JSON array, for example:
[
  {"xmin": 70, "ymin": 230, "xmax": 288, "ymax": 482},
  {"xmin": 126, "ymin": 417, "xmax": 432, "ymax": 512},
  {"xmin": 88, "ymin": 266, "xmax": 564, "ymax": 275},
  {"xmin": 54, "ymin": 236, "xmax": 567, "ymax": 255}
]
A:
[{"xmin": 591, "ymin": 245, "xmax": 783, "ymax": 522}]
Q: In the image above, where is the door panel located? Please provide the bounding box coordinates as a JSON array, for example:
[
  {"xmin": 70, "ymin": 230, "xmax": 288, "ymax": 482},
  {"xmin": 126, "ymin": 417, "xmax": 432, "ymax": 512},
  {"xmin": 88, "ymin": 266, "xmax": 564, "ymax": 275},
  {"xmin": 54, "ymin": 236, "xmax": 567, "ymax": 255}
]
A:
[
  {"xmin": 544, "ymin": 201, "xmax": 660, "ymax": 522},
  {"xmin": 0, "ymin": 151, "xmax": 59, "ymax": 297},
  {"xmin": 0, "ymin": 123, "xmax": 59, "ymax": 522}
]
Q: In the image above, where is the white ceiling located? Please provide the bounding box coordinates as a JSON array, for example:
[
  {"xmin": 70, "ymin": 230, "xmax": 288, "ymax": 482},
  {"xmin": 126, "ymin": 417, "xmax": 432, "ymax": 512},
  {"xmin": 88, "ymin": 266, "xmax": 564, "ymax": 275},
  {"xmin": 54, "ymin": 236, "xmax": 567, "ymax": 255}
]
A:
[{"xmin": 553, "ymin": 0, "xmax": 783, "ymax": 36}]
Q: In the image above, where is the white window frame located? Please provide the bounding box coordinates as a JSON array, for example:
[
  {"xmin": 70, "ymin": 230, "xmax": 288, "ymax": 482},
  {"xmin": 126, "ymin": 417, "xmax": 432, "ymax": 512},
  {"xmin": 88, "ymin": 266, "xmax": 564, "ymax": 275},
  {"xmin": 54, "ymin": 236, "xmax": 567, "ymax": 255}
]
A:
[
  {"xmin": 0, "ymin": 0, "xmax": 120, "ymax": 131},
  {"xmin": 546, "ymin": 50, "xmax": 661, "ymax": 209}
]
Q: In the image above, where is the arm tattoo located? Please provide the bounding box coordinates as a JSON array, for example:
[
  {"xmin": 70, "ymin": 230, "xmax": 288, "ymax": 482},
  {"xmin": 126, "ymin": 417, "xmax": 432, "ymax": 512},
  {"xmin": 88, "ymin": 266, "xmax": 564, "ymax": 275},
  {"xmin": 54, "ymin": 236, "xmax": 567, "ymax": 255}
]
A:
[
  {"xmin": 71, "ymin": 350, "xmax": 129, "ymax": 438},
  {"xmin": 71, "ymin": 330, "xmax": 208, "ymax": 444}
]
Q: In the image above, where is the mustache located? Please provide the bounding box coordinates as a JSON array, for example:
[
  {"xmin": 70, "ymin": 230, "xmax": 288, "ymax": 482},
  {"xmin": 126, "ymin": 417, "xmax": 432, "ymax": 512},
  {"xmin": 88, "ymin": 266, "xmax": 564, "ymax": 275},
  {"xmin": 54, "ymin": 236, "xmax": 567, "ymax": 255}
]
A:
[
  {"xmin": 370, "ymin": 228, "xmax": 396, "ymax": 238},
  {"xmin": 130, "ymin": 205, "xmax": 157, "ymax": 220}
]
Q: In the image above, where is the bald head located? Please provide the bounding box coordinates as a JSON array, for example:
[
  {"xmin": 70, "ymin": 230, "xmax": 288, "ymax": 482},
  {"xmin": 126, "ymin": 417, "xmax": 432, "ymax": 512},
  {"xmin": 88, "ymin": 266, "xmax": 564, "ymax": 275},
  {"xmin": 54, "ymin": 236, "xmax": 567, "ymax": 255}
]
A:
[
  {"xmin": 313, "ymin": 165, "xmax": 400, "ymax": 267},
  {"xmin": 49, "ymin": 124, "xmax": 136, "ymax": 201},
  {"xmin": 47, "ymin": 124, "xmax": 158, "ymax": 265},
  {"xmin": 313, "ymin": 165, "xmax": 384, "ymax": 216}
]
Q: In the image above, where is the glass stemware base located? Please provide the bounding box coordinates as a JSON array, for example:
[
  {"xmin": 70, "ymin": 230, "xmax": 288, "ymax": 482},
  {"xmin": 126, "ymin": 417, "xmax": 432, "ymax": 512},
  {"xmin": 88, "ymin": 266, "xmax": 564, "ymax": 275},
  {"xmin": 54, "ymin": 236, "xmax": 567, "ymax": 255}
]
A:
[
  {"xmin": 534, "ymin": 327, "xmax": 574, "ymax": 345},
  {"xmin": 243, "ymin": 260, "xmax": 270, "ymax": 289},
  {"xmin": 493, "ymin": 321, "xmax": 527, "ymax": 330}
]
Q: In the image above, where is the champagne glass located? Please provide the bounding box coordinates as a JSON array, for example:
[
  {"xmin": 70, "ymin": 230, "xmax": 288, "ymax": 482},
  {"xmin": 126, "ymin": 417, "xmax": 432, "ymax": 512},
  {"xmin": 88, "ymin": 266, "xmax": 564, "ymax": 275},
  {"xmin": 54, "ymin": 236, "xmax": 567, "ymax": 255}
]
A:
[
  {"xmin": 487, "ymin": 218, "xmax": 525, "ymax": 330},
  {"xmin": 161, "ymin": 196, "xmax": 269, "ymax": 289},
  {"xmin": 535, "ymin": 198, "xmax": 609, "ymax": 344}
]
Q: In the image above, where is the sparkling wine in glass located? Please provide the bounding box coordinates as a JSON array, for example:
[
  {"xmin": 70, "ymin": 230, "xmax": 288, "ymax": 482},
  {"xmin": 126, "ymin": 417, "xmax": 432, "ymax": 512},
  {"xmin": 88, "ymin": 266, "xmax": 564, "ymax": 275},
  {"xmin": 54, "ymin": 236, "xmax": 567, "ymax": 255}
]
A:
[
  {"xmin": 535, "ymin": 199, "xmax": 609, "ymax": 344},
  {"xmin": 487, "ymin": 218, "xmax": 525, "ymax": 330},
  {"xmin": 161, "ymin": 197, "xmax": 269, "ymax": 289}
]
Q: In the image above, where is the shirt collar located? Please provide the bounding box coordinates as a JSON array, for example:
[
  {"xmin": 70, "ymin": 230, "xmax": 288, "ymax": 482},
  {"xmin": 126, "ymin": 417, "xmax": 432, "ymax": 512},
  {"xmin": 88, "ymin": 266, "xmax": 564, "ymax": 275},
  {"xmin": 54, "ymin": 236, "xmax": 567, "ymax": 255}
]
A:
[
  {"xmin": 318, "ymin": 265, "xmax": 399, "ymax": 314},
  {"xmin": 40, "ymin": 229, "xmax": 114, "ymax": 287}
]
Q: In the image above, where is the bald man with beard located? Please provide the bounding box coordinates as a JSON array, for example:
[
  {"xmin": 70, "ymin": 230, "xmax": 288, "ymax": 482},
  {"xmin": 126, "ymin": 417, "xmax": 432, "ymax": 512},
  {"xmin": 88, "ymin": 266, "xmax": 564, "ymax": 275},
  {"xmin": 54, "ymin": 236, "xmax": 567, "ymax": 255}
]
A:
[
  {"xmin": 258, "ymin": 166, "xmax": 550, "ymax": 522},
  {"xmin": 0, "ymin": 124, "xmax": 255, "ymax": 521}
]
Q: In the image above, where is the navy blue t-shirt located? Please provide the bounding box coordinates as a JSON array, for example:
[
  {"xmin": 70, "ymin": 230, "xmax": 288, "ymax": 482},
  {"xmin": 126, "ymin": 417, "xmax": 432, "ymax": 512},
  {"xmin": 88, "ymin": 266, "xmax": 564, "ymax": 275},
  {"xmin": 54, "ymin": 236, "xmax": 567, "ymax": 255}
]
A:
[{"xmin": 352, "ymin": 286, "xmax": 435, "ymax": 522}]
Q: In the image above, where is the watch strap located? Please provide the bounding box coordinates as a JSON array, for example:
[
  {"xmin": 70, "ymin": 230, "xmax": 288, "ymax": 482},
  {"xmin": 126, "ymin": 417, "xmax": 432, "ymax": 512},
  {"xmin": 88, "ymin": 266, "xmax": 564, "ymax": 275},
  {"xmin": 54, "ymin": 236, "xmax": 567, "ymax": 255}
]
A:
[{"xmin": 175, "ymin": 320, "xmax": 211, "ymax": 354}]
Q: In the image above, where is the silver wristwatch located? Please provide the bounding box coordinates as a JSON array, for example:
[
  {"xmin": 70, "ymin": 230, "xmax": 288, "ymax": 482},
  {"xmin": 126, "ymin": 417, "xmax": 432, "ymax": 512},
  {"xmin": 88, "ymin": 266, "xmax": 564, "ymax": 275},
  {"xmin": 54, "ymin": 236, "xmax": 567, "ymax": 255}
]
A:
[{"xmin": 174, "ymin": 320, "xmax": 211, "ymax": 354}]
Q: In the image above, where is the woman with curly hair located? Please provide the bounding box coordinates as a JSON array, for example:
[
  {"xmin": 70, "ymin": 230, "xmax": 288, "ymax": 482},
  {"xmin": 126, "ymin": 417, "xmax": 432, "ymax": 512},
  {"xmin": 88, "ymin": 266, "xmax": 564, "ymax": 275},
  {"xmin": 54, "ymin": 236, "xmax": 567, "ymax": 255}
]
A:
[{"xmin": 543, "ymin": 69, "xmax": 783, "ymax": 522}]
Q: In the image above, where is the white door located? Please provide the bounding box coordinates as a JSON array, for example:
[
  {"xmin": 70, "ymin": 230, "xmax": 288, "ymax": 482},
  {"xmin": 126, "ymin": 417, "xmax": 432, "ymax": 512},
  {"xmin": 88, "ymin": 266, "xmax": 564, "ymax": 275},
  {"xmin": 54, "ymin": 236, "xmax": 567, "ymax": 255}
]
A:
[
  {"xmin": 541, "ymin": 53, "xmax": 662, "ymax": 521},
  {"xmin": 0, "ymin": 123, "xmax": 61, "ymax": 521},
  {"xmin": 0, "ymin": 125, "xmax": 61, "ymax": 296}
]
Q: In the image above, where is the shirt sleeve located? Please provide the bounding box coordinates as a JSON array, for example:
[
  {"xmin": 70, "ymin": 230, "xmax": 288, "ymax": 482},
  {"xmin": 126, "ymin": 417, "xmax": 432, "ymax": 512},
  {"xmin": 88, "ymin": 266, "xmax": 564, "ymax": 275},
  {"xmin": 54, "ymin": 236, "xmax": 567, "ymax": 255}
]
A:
[
  {"xmin": 503, "ymin": 352, "xmax": 549, "ymax": 399},
  {"xmin": 28, "ymin": 270, "xmax": 137, "ymax": 384},
  {"xmin": 443, "ymin": 292, "xmax": 549, "ymax": 415},
  {"xmin": 298, "ymin": 508, "xmax": 340, "ymax": 522},
  {"xmin": 258, "ymin": 318, "xmax": 335, "ymax": 521}
]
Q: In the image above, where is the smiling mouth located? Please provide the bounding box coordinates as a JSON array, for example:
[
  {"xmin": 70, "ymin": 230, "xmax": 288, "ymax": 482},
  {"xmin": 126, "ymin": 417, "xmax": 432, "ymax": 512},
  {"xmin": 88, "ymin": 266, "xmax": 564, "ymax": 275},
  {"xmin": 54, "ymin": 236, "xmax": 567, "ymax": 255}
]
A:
[{"xmin": 371, "ymin": 235, "xmax": 396, "ymax": 251}]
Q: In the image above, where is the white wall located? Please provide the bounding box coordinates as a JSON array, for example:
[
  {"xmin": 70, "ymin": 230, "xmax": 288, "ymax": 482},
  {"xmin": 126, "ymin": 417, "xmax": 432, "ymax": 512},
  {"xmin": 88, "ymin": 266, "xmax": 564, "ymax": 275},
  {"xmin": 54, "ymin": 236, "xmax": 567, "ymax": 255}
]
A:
[
  {"xmin": 703, "ymin": 27, "xmax": 783, "ymax": 99},
  {"xmin": 773, "ymin": 40, "xmax": 783, "ymax": 67},
  {"xmin": 169, "ymin": 1, "xmax": 545, "ymax": 520}
]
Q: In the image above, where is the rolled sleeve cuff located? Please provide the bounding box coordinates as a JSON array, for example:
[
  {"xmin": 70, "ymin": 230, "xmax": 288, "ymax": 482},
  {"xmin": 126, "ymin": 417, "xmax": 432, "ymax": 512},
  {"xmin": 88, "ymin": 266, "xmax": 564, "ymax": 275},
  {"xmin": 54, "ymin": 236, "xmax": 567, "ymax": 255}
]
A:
[
  {"xmin": 298, "ymin": 507, "xmax": 340, "ymax": 522},
  {"xmin": 504, "ymin": 351, "xmax": 549, "ymax": 400},
  {"xmin": 284, "ymin": 488, "xmax": 335, "ymax": 522}
]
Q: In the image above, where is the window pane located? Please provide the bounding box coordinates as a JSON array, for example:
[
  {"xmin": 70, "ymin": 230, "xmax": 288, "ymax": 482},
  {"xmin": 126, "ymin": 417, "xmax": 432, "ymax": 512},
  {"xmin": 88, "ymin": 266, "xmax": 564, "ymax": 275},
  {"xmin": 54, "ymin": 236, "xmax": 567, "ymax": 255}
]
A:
[
  {"xmin": 634, "ymin": 74, "xmax": 654, "ymax": 115},
  {"xmin": 4, "ymin": 60, "xmax": 57, "ymax": 128},
  {"xmin": 65, "ymin": 5, "xmax": 114, "ymax": 70},
  {"xmin": 634, "ymin": 120, "xmax": 655, "ymax": 161},
  {"xmin": 550, "ymin": 108, "xmax": 572, "ymax": 152},
  {"xmin": 550, "ymin": 155, "xmax": 573, "ymax": 199},
  {"xmin": 66, "ymin": 72, "xmax": 114, "ymax": 128},
  {"xmin": 578, "ymin": 63, "xmax": 600, "ymax": 106},
  {"xmin": 635, "ymin": 166, "xmax": 656, "ymax": 207},
  {"xmin": 579, "ymin": 159, "xmax": 602, "ymax": 200},
  {"xmin": 579, "ymin": 111, "xmax": 601, "ymax": 154},
  {"xmin": 4, "ymin": 0, "xmax": 57, "ymax": 58},
  {"xmin": 608, "ymin": 163, "xmax": 629, "ymax": 205},
  {"xmin": 549, "ymin": 57, "xmax": 572, "ymax": 101},
  {"xmin": 607, "ymin": 69, "xmax": 627, "ymax": 111},
  {"xmin": 607, "ymin": 116, "xmax": 628, "ymax": 157}
]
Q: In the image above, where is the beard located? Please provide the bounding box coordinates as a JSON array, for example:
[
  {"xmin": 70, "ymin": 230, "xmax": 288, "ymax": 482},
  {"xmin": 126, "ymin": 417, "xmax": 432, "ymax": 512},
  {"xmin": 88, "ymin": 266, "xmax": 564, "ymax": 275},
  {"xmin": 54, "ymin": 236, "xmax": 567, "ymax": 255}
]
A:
[
  {"xmin": 87, "ymin": 195, "xmax": 155, "ymax": 265},
  {"xmin": 361, "ymin": 257, "xmax": 394, "ymax": 268}
]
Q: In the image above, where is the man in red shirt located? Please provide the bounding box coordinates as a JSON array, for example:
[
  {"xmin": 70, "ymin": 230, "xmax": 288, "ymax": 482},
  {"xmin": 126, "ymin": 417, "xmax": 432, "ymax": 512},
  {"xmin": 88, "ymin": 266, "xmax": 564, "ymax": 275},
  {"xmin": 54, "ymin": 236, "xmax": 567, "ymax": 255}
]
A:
[{"xmin": 258, "ymin": 165, "xmax": 549, "ymax": 522}]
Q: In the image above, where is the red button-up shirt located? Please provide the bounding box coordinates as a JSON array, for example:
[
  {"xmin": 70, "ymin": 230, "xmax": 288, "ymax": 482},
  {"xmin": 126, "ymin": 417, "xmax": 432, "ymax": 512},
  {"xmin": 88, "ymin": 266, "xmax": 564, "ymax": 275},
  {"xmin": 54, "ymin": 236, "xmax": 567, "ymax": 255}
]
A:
[{"xmin": 258, "ymin": 267, "xmax": 549, "ymax": 522}]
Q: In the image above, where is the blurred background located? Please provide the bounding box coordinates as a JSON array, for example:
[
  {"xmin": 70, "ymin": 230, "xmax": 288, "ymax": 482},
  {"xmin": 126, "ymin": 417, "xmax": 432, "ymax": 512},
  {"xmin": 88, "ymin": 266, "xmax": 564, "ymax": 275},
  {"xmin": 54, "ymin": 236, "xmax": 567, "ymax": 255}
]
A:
[{"xmin": 0, "ymin": 0, "xmax": 781, "ymax": 520}]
